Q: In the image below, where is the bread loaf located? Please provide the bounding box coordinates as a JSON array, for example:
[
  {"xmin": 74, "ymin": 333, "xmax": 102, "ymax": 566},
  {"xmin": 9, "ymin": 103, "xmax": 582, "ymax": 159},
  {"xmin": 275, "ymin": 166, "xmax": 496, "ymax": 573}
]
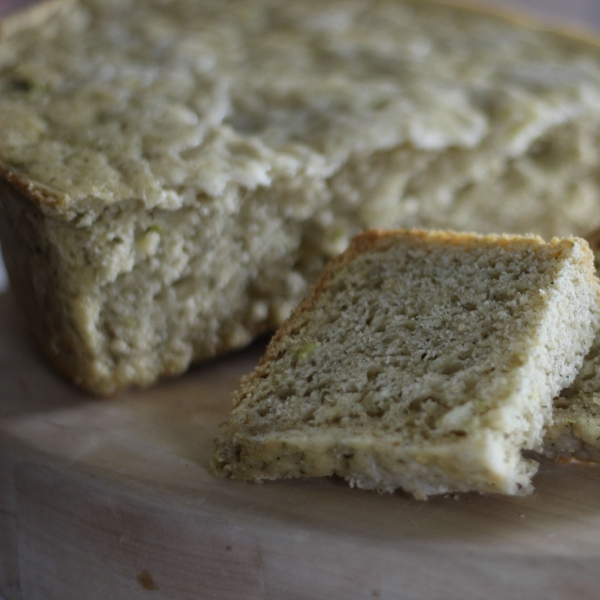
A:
[
  {"xmin": 3, "ymin": 0, "xmax": 600, "ymax": 393},
  {"xmin": 214, "ymin": 229, "xmax": 600, "ymax": 498}
]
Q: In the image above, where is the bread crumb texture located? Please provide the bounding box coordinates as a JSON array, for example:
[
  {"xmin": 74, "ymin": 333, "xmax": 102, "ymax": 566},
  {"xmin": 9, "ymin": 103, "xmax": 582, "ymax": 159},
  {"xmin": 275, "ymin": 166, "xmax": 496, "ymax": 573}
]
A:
[
  {"xmin": 546, "ymin": 333, "xmax": 600, "ymax": 461},
  {"xmin": 214, "ymin": 230, "xmax": 600, "ymax": 499},
  {"xmin": 3, "ymin": 0, "xmax": 600, "ymax": 393}
]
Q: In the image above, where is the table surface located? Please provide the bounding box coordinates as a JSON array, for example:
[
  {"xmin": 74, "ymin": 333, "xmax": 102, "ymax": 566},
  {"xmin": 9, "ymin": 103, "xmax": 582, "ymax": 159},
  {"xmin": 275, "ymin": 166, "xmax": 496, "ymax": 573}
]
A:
[{"xmin": 4, "ymin": 288, "xmax": 600, "ymax": 600}]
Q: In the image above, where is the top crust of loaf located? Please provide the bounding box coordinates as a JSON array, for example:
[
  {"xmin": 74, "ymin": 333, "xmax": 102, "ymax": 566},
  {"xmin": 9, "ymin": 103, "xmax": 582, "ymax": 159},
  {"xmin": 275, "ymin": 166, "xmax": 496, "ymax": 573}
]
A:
[
  {"xmin": 3, "ymin": 0, "xmax": 600, "ymax": 220},
  {"xmin": 215, "ymin": 229, "xmax": 600, "ymax": 497}
]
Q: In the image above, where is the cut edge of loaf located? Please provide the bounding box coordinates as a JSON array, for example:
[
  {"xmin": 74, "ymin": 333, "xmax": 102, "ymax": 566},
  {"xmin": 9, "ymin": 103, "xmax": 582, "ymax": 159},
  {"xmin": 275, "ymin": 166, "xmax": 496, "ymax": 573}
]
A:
[{"xmin": 214, "ymin": 229, "xmax": 600, "ymax": 499}]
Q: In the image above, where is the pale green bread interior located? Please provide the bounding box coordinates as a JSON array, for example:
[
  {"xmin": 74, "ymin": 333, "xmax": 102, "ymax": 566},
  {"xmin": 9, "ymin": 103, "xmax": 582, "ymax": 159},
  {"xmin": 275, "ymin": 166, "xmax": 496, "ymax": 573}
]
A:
[
  {"xmin": 544, "ymin": 239, "xmax": 600, "ymax": 461},
  {"xmin": 546, "ymin": 334, "xmax": 600, "ymax": 461},
  {"xmin": 215, "ymin": 232, "xmax": 600, "ymax": 498}
]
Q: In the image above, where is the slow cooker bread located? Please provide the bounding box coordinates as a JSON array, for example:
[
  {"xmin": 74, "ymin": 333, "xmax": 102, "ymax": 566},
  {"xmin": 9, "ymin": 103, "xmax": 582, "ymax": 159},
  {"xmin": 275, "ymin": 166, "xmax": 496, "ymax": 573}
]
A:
[
  {"xmin": 4, "ymin": 0, "xmax": 600, "ymax": 394},
  {"xmin": 214, "ymin": 230, "xmax": 600, "ymax": 498}
]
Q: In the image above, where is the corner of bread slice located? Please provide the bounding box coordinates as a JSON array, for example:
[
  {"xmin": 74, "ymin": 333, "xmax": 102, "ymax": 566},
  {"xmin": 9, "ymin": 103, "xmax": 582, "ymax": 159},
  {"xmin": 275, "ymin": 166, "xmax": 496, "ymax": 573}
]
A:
[{"xmin": 214, "ymin": 230, "xmax": 600, "ymax": 498}]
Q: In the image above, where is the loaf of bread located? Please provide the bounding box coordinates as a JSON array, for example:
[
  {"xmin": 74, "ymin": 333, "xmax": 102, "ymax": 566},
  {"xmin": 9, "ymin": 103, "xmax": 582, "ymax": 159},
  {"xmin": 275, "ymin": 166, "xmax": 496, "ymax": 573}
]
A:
[
  {"xmin": 214, "ymin": 229, "xmax": 600, "ymax": 498},
  {"xmin": 3, "ymin": 0, "xmax": 600, "ymax": 394}
]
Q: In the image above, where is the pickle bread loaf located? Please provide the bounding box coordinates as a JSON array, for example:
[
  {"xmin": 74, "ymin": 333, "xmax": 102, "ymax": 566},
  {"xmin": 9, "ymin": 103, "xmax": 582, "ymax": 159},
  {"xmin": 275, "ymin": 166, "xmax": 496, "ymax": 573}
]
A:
[
  {"xmin": 3, "ymin": 0, "xmax": 600, "ymax": 393},
  {"xmin": 214, "ymin": 230, "xmax": 600, "ymax": 498}
]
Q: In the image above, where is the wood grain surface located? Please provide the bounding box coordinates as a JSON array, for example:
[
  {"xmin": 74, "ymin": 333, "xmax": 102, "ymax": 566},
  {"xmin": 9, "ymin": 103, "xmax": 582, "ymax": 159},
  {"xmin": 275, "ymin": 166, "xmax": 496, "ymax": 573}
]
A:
[
  {"xmin": 3, "ymin": 1, "xmax": 600, "ymax": 599},
  {"xmin": 3, "ymin": 285, "xmax": 600, "ymax": 600}
]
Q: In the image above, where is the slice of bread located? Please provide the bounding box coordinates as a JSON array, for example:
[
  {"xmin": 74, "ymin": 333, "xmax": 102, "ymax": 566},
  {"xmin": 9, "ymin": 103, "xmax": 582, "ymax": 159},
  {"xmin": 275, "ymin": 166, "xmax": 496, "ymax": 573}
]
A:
[
  {"xmin": 214, "ymin": 229, "xmax": 600, "ymax": 499},
  {"xmin": 544, "ymin": 229, "xmax": 600, "ymax": 461},
  {"xmin": 4, "ymin": 0, "xmax": 600, "ymax": 394}
]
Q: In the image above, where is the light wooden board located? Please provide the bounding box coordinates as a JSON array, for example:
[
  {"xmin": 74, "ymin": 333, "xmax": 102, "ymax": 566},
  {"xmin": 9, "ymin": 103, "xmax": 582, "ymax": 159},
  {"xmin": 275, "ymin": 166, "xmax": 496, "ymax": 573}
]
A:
[{"xmin": 2, "ymin": 292, "xmax": 600, "ymax": 600}]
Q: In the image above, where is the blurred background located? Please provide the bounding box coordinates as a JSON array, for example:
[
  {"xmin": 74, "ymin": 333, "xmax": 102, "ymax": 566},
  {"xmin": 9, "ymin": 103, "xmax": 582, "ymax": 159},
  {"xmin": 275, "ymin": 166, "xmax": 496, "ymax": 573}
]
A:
[{"xmin": 1, "ymin": 0, "xmax": 600, "ymax": 295}]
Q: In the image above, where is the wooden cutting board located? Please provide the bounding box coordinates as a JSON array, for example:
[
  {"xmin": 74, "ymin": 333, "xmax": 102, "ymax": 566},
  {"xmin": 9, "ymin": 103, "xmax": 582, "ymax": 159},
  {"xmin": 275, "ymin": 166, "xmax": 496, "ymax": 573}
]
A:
[{"xmin": 2, "ymin": 292, "xmax": 600, "ymax": 600}]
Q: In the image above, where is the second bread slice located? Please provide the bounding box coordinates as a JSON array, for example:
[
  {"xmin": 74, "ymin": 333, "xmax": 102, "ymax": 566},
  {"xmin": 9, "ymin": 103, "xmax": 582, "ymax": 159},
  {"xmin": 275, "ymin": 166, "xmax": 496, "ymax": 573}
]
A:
[{"xmin": 214, "ymin": 230, "xmax": 600, "ymax": 499}]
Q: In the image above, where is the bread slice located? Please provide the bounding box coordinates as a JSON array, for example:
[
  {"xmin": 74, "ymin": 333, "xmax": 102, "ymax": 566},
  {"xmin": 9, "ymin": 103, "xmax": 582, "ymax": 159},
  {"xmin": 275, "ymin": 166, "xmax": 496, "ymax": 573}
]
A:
[
  {"xmin": 4, "ymin": 0, "xmax": 600, "ymax": 394},
  {"xmin": 214, "ymin": 229, "xmax": 600, "ymax": 499},
  {"xmin": 543, "ymin": 228, "xmax": 600, "ymax": 461}
]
